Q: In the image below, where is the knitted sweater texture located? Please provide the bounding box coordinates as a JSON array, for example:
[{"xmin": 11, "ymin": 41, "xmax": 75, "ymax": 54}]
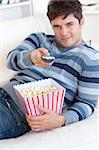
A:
[{"xmin": 5, "ymin": 33, "xmax": 99, "ymax": 125}]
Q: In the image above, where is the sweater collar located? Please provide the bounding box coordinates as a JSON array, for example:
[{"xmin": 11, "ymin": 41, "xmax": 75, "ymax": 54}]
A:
[{"xmin": 56, "ymin": 40, "xmax": 86, "ymax": 53}]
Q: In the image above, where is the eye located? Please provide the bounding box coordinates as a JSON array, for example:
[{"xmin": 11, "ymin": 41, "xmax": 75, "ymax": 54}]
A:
[
  {"xmin": 66, "ymin": 22, "xmax": 74, "ymax": 28},
  {"xmin": 53, "ymin": 25, "xmax": 61, "ymax": 29}
]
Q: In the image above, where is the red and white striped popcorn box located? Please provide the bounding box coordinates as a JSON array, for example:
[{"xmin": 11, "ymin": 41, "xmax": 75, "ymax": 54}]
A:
[{"xmin": 13, "ymin": 78, "xmax": 66, "ymax": 116}]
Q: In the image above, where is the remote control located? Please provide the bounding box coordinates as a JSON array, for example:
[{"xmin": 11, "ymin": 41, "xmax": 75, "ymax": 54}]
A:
[{"xmin": 42, "ymin": 56, "xmax": 55, "ymax": 63}]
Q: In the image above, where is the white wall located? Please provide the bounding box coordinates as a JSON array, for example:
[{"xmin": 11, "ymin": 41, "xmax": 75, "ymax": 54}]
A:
[
  {"xmin": 32, "ymin": 0, "xmax": 49, "ymax": 14},
  {"xmin": 79, "ymin": 0, "xmax": 99, "ymax": 4}
]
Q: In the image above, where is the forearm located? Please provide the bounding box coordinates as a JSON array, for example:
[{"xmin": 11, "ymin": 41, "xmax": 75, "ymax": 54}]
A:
[
  {"xmin": 62, "ymin": 97, "xmax": 97, "ymax": 125},
  {"xmin": 6, "ymin": 33, "xmax": 43, "ymax": 71},
  {"xmin": 6, "ymin": 33, "xmax": 51, "ymax": 71},
  {"xmin": 7, "ymin": 50, "xmax": 33, "ymax": 71}
]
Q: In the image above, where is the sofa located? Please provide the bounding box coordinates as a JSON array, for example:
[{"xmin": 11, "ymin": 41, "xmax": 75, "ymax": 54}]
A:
[
  {"xmin": 0, "ymin": 15, "xmax": 99, "ymax": 150},
  {"xmin": 0, "ymin": 14, "xmax": 53, "ymax": 87}
]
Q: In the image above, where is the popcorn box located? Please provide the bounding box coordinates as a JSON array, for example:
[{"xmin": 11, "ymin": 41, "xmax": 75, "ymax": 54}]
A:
[{"xmin": 13, "ymin": 78, "xmax": 66, "ymax": 116}]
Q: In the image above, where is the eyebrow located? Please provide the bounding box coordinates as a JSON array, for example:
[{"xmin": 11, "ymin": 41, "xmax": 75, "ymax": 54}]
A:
[{"xmin": 52, "ymin": 21, "xmax": 74, "ymax": 27}]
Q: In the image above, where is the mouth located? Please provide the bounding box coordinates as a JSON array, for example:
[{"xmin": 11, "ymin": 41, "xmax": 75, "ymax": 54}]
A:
[{"xmin": 61, "ymin": 36, "xmax": 71, "ymax": 41}]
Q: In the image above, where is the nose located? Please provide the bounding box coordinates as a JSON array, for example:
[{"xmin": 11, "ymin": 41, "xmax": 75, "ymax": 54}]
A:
[{"xmin": 60, "ymin": 26, "xmax": 68, "ymax": 36}]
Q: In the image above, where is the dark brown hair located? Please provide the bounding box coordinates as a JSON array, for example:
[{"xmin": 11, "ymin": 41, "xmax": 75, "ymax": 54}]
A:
[{"xmin": 47, "ymin": 0, "xmax": 82, "ymax": 23}]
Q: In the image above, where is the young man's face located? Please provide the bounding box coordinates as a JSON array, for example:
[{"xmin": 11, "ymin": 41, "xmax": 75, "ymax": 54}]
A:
[{"xmin": 51, "ymin": 14, "xmax": 84, "ymax": 48}]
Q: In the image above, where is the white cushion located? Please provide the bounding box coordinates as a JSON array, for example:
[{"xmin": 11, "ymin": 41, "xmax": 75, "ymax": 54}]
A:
[{"xmin": 0, "ymin": 15, "xmax": 53, "ymax": 86}]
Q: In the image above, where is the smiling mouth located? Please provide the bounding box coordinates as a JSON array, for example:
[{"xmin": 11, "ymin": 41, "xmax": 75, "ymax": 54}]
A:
[{"xmin": 61, "ymin": 37, "xmax": 71, "ymax": 40}]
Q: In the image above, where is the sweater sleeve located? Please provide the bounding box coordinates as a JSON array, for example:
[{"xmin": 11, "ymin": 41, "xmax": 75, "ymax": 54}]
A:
[
  {"xmin": 62, "ymin": 49, "xmax": 99, "ymax": 125},
  {"xmin": 6, "ymin": 33, "xmax": 45, "ymax": 71}
]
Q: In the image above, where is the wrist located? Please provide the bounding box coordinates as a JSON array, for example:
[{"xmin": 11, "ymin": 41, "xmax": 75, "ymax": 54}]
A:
[
  {"xmin": 59, "ymin": 115, "xmax": 66, "ymax": 127},
  {"xmin": 30, "ymin": 51, "xmax": 35, "ymax": 64}
]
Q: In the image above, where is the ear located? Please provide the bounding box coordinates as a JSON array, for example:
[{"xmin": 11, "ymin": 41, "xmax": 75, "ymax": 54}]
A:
[{"xmin": 80, "ymin": 17, "xmax": 84, "ymax": 27}]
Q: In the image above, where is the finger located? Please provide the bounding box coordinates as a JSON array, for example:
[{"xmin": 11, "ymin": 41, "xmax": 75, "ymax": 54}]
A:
[
  {"xmin": 39, "ymin": 48, "xmax": 49, "ymax": 56},
  {"xmin": 26, "ymin": 119, "xmax": 40, "ymax": 129},
  {"xmin": 38, "ymin": 105, "xmax": 51, "ymax": 114},
  {"xmin": 28, "ymin": 122, "xmax": 43, "ymax": 131},
  {"xmin": 31, "ymin": 127, "xmax": 42, "ymax": 132},
  {"xmin": 26, "ymin": 114, "xmax": 33, "ymax": 121},
  {"xmin": 26, "ymin": 114, "xmax": 44, "ymax": 122},
  {"xmin": 29, "ymin": 122, "xmax": 41, "ymax": 128},
  {"xmin": 27, "ymin": 120, "xmax": 42, "ymax": 127}
]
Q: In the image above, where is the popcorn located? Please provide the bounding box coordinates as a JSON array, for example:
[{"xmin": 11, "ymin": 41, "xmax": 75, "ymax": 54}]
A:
[
  {"xmin": 13, "ymin": 78, "xmax": 66, "ymax": 116},
  {"xmin": 21, "ymin": 86, "xmax": 57, "ymax": 98}
]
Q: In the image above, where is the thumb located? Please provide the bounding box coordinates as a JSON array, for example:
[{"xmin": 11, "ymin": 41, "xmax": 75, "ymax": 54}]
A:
[
  {"xmin": 38, "ymin": 105, "xmax": 51, "ymax": 114},
  {"xmin": 39, "ymin": 48, "xmax": 50, "ymax": 56}
]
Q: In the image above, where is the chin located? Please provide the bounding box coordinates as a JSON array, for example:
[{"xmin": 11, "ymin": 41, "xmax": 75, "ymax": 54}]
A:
[
  {"xmin": 59, "ymin": 40, "xmax": 73, "ymax": 48},
  {"xmin": 61, "ymin": 42, "xmax": 73, "ymax": 48}
]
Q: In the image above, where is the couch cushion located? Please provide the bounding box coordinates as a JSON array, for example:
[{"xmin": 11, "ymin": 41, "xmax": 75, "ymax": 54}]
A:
[{"xmin": 0, "ymin": 15, "xmax": 53, "ymax": 86}]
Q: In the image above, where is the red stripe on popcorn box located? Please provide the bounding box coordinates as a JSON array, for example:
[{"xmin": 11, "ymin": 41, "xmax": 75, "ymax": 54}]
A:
[
  {"xmin": 59, "ymin": 89, "xmax": 65, "ymax": 114},
  {"xmin": 26, "ymin": 98, "xmax": 33, "ymax": 116},
  {"xmin": 13, "ymin": 78, "xmax": 66, "ymax": 116},
  {"xmin": 25, "ymin": 90, "xmax": 65, "ymax": 116}
]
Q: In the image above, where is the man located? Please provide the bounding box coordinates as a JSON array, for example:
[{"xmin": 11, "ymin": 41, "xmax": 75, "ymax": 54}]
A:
[{"xmin": 0, "ymin": 0, "xmax": 99, "ymax": 139}]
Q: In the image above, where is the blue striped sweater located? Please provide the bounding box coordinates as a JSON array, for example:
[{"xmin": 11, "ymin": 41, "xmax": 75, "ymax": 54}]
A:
[{"xmin": 4, "ymin": 32, "xmax": 99, "ymax": 125}]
